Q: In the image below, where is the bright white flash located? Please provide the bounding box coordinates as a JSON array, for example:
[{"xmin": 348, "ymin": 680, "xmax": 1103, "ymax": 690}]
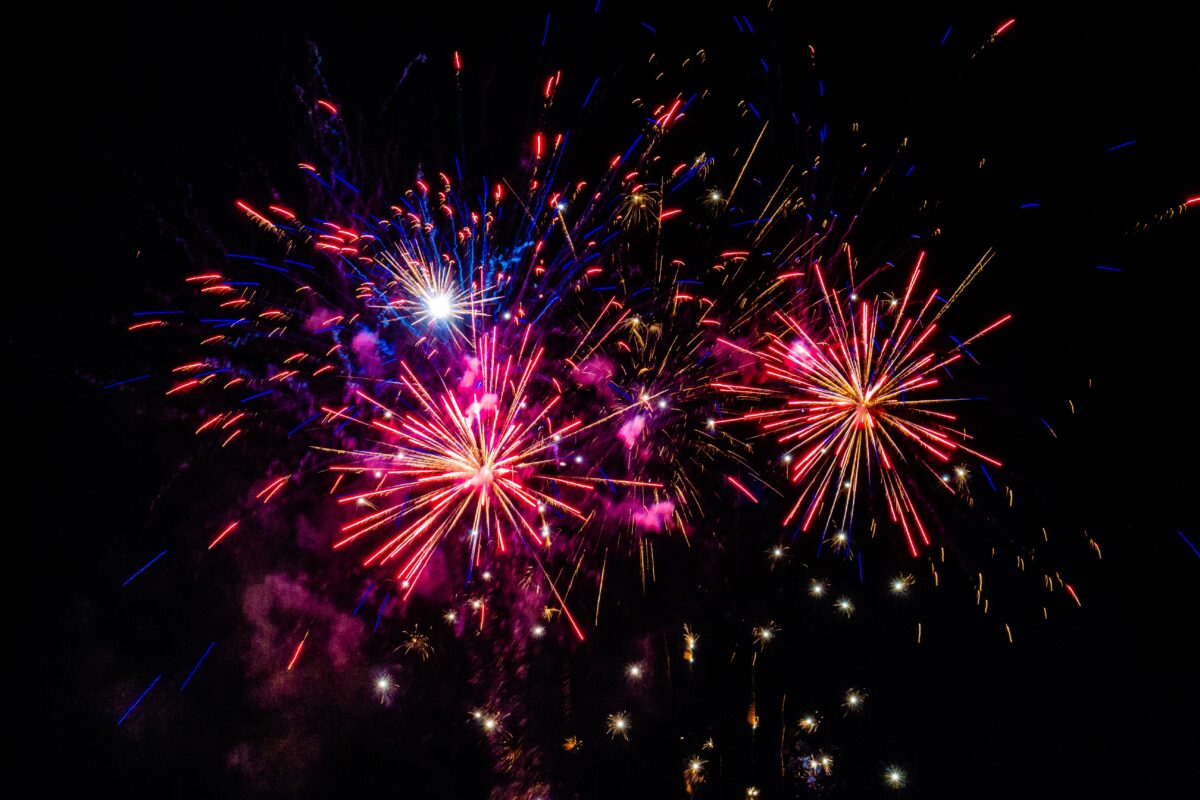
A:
[{"xmin": 427, "ymin": 294, "xmax": 453, "ymax": 320}]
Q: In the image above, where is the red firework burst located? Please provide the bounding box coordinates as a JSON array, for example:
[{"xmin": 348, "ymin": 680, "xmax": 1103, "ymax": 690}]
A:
[{"xmin": 716, "ymin": 252, "xmax": 1010, "ymax": 556}]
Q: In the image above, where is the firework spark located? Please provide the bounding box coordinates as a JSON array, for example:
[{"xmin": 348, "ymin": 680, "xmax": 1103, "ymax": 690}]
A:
[{"xmin": 606, "ymin": 711, "xmax": 631, "ymax": 739}]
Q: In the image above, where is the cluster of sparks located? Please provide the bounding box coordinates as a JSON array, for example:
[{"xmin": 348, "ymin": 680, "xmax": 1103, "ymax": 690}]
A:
[
  {"xmin": 326, "ymin": 327, "xmax": 658, "ymax": 636},
  {"xmin": 141, "ymin": 89, "xmax": 1019, "ymax": 615},
  {"xmin": 109, "ymin": 15, "xmax": 1117, "ymax": 793}
]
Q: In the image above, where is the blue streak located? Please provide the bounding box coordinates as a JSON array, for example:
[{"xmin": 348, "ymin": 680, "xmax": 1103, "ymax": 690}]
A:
[
  {"xmin": 353, "ymin": 582, "xmax": 376, "ymax": 616},
  {"xmin": 122, "ymin": 550, "xmax": 168, "ymax": 587},
  {"xmin": 1177, "ymin": 530, "xmax": 1200, "ymax": 560},
  {"xmin": 596, "ymin": 467, "xmax": 619, "ymax": 494},
  {"xmin": 117, "ymin": 674, "xmax": 162, "ymax": 725},
  {"xmin": 333, "ymin": 172, "xmax": 360, "ymax": 194},
  {"xmin": 979, "ymin": 463, "xmax": 997, "ymax": 492},
  {"xmin": 374, "ymin": 593, "xmax": 391, "ymax": 632},
  {"xmin": 531, "ymin": 295, "xmax": 561, "ymax": 325},
  {"xmin": 104, "ymin": 374, "xmax": 151, "ymax": 389},
  {"xmin": 949, "ymin": 335, "xmax": 977, "ymax": 362},
  {"xmin": 620, "ymin": 135, "xmax": 644, "ymax": 165},
  {"xmin": 250, "ymin": 262, "xmax": 289, "ymax": 275},
  {"xmin": 287, "ymin": 412, "xmax": 321, "ymax": 437},
  {"xmin": 582, "ymin": 77, "xmax": 600, "ymax": 109},
  {"xmin": 607, "ymin": 382, "xmax": 633, "ymax": 403},
  {"xmin": 180, "ymin": 642, "xmax": 216, "ymax": 691}
]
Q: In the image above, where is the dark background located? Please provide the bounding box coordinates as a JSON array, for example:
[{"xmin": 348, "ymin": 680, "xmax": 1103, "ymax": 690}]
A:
[{"xmin": 16, "ymin": 2, "xmax": 1199, "ymax": 797}]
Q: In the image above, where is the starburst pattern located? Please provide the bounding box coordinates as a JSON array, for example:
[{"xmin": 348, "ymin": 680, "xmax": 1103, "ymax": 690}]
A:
[{"xmin": 718, "ymin": 253, "xmax": 1010, "ymax": 556}]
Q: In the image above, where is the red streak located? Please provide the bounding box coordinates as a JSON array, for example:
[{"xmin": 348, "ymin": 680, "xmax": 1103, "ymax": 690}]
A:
[
  {"xmin": 287, "ymin": 632, "xmax": 309, "ymax": 670},
  {"xmin": 726, "ymin": 476, "xmax": 759, "ymax": 503},
  {"xmin": 208, "ymin": 521, "xmax": 240, "ymax": 550},
  {"xmin": 235, "ymin": 200, "xmax": 271, "ymax": 226}
]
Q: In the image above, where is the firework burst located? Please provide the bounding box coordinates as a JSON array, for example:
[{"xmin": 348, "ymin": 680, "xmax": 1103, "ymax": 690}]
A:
[
  {"xmin": 326, "ymin": 326, "xmax": 658, "ymax": 634},
  {"xmin": 717, "ymin": 251, "xmax": 1010, "ymax": 556}
]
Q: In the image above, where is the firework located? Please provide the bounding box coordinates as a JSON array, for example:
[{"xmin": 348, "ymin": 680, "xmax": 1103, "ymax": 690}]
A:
[
  {"xmin": 753, "ymin": 622, "xmax": 779, "ymax": 646},
  {"xmin": 716, "ymin": 252, "xmax": 1010, "ymax": 557},
  {"xmin": 136, "ymin": 78, "xmax": 698, "ymax": 643},
  {"xmin": 324, "ymin": 325, "xmax": 661, "ymax": 634},
  {"xmin": 843, "ymin": 689, "xmax": 866, "ymax": 713},
  {"xmin": 329, "ymin": 329, "xmax": 584, "ymax": 586},
  {"xmin": 606, "ymin": 711, "xmax": 631, "ymax": 739}
]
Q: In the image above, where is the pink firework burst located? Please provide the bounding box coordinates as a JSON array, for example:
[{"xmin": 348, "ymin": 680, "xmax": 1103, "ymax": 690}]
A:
[{"xmin": 326, "ymin": 327, "xmax": 655, "ymax": 634}]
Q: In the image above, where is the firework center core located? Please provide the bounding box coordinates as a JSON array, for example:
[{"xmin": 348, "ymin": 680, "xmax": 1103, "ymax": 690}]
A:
[
  {"xmin": 426, "ymin": 294, "xmax": 452, "ymax": 320},
  {"xmin": 472, "ymin": 463, "xmax": 495, "ymax": 486},
  {"xmin": 853, "ymin": 399, "xmax": 875, "ymax": 427}
]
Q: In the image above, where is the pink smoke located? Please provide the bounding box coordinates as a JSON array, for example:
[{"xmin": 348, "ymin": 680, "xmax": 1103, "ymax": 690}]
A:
[
  {"xmin": 302, "ymin": 305, "xmax": 340, "ymax": 333},
  {"xmin": 468, "ymin": 392, "xmax": 498, "ymax": 418},
  {"xmin": 459, "ymin": 356, "xmax": 481, "ymax": 390},
  {"xmin": 572, "ymin": 355, "xmax": 615, "ymax": 387},
  {"xmin": 633, "ymin": 500, "xmax": 676, "ymax": 531},
  {"xmin": 350, "ymin": 331, "xmax": 382, "ymax": 377},
  {"xmin": 618, "ymin": 414, "xmax": 646, "ymax": 448}
]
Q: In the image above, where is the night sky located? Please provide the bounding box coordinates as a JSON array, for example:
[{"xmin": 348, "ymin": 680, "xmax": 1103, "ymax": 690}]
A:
[{"xmin": 20, "ymin": 3, "xmax": 1199, "ymax": 797}]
